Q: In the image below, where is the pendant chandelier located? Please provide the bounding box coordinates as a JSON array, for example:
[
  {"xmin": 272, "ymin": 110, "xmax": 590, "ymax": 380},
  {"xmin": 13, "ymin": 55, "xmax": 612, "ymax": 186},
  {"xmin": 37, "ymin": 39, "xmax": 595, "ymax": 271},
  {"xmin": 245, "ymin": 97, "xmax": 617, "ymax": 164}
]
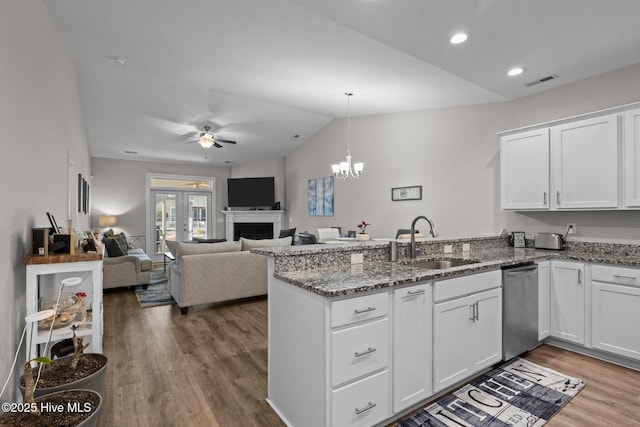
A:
[{"xmin": 331, "ymin": 92, "xmax": 364, "ymax": 180}]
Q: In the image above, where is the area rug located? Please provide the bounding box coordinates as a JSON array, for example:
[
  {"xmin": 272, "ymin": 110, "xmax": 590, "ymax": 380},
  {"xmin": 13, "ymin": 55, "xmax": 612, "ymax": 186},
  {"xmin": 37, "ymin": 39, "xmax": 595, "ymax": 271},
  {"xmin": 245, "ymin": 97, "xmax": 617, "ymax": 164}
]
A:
[
  {"xmin": 134, "ymin": 269, "xmax": 175, "ymax": 308},
  {"xmin": 399, "ymin": 358, "xmax": 585, "ymax": 427}
]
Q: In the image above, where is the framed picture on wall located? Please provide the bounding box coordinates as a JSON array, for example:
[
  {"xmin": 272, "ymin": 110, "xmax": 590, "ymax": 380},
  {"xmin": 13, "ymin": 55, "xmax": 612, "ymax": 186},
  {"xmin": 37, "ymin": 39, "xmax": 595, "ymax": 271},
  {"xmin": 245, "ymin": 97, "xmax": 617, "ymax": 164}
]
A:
[
  {"xmin": 392, "ymin": 185, "xmax": 422, "ymax": 201},
  {"xmin": 78, "ymin": 174, "xmax": 83, "ymax": 213}
]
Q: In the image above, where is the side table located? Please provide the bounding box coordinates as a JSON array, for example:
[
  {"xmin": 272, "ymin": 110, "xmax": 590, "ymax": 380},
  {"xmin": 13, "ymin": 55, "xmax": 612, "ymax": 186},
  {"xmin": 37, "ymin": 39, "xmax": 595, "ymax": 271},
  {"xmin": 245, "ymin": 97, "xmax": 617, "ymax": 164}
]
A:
[{"xmin": 163, "ymin": 251, "xmax": 175, "ymax": 272}]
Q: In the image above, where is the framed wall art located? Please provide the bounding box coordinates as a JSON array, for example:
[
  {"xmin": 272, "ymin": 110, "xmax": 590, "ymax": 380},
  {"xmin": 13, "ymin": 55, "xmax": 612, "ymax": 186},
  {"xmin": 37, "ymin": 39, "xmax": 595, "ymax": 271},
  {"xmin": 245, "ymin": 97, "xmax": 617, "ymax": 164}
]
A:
[
  {"xmin": 392, "ymin": 185, "xmax": 422, "ymax": 201},
  {"xmin": 308, "ymin": 176, "xmax": 334, "ymax": 216}
]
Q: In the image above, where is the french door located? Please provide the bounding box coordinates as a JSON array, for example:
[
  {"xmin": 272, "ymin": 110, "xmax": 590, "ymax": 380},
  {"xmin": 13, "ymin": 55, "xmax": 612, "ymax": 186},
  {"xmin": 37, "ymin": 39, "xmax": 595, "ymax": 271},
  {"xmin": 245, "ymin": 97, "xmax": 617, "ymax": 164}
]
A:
[
  {"xmin": 146, "ymin": 174, "xmax": 215, "ymax": 262},
  {"xmin": 151, "ymin": 191, "xmax": 211, "ymax": 255}
]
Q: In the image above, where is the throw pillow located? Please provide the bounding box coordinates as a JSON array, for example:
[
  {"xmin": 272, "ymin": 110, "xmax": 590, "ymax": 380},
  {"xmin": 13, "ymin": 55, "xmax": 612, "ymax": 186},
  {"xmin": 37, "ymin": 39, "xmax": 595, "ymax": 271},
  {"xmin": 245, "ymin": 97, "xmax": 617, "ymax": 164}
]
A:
[
  {"xmin": 104, "ymin": 237, "xmax": 127, "ymax": 257},
  {"xmin": 240, "ymin": 236, "xmax": 292, "ymax": 251},
  {"xmin": 192, "ymin": 237, "xmax": 227, "ymax": 243},
  {"xmin": 113, "ymin": 232, "xmax": 130, "ymax": 250},
  {"xmin": 278, "ymin": 228, "xmax": 296, "ymax": 242},
  {"xmin": 103, "ymin": 228, "xmax": 115, "ymax": 239}
]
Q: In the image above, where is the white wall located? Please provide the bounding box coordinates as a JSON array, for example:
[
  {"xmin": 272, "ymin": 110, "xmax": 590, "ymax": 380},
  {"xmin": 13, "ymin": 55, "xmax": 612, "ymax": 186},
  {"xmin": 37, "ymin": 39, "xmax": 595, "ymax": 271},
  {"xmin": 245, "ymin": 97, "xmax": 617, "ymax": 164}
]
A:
[
  {"xmin": 286, "ymin": 101, "xmax": 513, "ymax": 238},
  {"xmin": 90, "ymin": 157, "xmax": 231, "ymax": 240},
  {"xmin": 0, "ymin": 0, "xmax": 91, "ymax": 402},
  {"xmin": 285, "ymin": 63, "xmax": 640, "ymax": 241}
]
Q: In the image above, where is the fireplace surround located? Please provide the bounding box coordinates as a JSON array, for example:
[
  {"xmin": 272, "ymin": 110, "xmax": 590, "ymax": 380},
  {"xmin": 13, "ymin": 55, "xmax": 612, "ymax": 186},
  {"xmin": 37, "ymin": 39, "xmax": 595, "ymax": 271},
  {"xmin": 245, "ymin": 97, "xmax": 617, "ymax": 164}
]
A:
[{"xmin": 222, "ymin": 210, "xmax": 285, "ymax": 241}]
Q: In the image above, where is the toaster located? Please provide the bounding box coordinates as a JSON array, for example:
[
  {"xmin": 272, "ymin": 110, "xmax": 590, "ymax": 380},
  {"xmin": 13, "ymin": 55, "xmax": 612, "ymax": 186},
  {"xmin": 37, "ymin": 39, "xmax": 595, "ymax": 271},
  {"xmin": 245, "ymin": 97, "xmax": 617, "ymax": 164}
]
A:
[{"xmin": 534, "ymin": 233, "xmax": 566, "ymax": 250}]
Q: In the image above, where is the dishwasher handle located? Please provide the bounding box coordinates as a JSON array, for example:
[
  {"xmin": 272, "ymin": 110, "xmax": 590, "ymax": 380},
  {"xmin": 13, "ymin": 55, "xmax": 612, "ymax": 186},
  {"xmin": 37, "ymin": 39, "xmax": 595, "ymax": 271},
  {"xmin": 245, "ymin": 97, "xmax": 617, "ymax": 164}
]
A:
[{"xmin": 503, "ymin": 265, "xmax": 538, "ymax": 276}]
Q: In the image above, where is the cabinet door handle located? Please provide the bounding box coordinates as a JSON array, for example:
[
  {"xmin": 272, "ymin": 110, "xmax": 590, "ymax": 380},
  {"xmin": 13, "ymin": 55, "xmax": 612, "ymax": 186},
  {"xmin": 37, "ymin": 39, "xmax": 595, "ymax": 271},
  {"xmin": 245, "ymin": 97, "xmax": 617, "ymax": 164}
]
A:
[
  {"xmin": 354, "ymin": 307, "xmax": 376, "ymax": 314},
  {"xmin": 578, "ymin": 270, "xmax": 582, "ymax": 284},
  {"xmin": 543, "ymin": 192, "xmax": 547, "ymax": 205},
  {"xmin": 475, "ymin": 301, "xmax": 480, "ymax": 321},
  {"xmin": 469, "ymin": 303, "xmax": 476, "ymax": 322},
  {"xmin": 354, "ymin": 347, "xmax": 376, "ymax": 358},
  {"xmin": 556, "ymin": 191, "xmax": 561, "ymax": 206},
  {"xmin": 613, "ymin": 275, "xmax": 637, "ymax": 283},
  {"xmin": 404, "ymin": 289, "xmax": 425, "ymax": 298},
  {"xmin": 355, "ymin": 402, "xmax": 377, "ymax": 415}
]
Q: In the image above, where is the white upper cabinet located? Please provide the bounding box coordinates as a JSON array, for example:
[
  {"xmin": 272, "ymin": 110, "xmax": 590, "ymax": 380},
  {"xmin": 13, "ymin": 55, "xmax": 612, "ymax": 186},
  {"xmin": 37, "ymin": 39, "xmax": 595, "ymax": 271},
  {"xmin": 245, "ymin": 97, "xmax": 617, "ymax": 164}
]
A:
[
  {"xmin": 551, "ymin": 114, "xmax": 620, "ymax": 209},
  {"xmin": 624, "ymin": 108, "xmax": 640, "ymax": 207},
  {"xmin": 500, "ymin": 106, "xmax": 629, "ymax": 211},
  {"xmin": 500, "ymin": 128, "xmax": 550, "ymax": 210}
]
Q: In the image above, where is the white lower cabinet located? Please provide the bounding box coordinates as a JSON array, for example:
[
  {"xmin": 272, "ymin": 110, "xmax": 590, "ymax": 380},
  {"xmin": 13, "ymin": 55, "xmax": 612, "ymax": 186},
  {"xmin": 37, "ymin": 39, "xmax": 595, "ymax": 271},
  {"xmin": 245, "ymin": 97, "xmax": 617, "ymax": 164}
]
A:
[
  {"xmin": 329, "ymin": 292, "xmax": 390, "ymax": 426},
  {"xmin": 432, "ymin": 271, "xmax": 502, "ymax": 392},
  {"xmin": 537, "ymin": 261, "xmax": 550, "ymax": 340},
  {"xmin": 331, "ymin": 318, "xmax": 389, "ymax": 387},
  {"xmin": 392, "ymin": 283, "xmax": 431, "ymax": 413},
  {"xmin": 331, "ymin": 370, "xmax": 389, "ymax": 427},
  {"xmin": 591, "ymin": 265, "xmax": 640, "ymax": 360},
  {"xmin": 550, "ymin": 260, "xmax": 585, "ymax": 344}
]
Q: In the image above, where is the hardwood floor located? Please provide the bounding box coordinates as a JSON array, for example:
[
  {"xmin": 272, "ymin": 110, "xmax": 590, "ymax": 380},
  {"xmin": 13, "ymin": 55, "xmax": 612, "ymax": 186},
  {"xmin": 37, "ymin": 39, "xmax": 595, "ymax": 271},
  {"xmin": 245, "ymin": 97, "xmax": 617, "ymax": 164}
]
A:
[
  {"xmin": 100, "ymin": 288, "xmax": 284, "ymax": 427},
  {"xmin": 101, "ymin": 288, "xmax": 640, "ymax": 426}
]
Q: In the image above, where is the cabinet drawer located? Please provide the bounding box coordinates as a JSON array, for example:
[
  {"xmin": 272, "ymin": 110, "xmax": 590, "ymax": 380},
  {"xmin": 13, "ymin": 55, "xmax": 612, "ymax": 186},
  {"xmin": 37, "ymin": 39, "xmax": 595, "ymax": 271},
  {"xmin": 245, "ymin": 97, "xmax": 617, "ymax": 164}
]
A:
[
  {"xmin": 331, "ymin": 318, "xmax": 389, "ymax": 386},
  {"xmin": 331, "ymin": 370, "xmax": 389, "ymax": 427},
  {"xmin": 592, "ymin": 264, "xmax": 640, "ymax": 286},
  {"xmin": 331, "ymin": 292, "xmax": 388, "ymax": 328},
  {"xmin": 433, "ymin": 270, "xmax": 501, "ymax": 302}
]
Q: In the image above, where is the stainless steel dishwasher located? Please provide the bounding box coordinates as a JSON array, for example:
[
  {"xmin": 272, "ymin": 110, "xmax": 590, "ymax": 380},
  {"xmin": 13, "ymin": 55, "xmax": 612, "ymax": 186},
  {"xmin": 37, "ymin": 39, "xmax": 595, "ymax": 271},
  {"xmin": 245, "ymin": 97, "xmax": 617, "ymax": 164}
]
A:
[{"xmin": 502, "ymin": 263, "xmax": 539, "ymax": 360}]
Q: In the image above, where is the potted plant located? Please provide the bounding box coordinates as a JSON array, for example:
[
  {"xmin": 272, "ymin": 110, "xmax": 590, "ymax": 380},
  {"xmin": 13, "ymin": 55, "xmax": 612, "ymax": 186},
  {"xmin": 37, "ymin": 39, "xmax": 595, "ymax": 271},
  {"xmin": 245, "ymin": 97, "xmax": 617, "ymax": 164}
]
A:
[
  {"xmin": 356, "ymin": 220, "xmax": 370, "ymax": 240},
  {"xmin": 0, "ymin": 312, "xmax": 103, "ymax": 427},
  {"xmin": 18, "ymin": 326, "xmax": 108, "ymax": 399}
]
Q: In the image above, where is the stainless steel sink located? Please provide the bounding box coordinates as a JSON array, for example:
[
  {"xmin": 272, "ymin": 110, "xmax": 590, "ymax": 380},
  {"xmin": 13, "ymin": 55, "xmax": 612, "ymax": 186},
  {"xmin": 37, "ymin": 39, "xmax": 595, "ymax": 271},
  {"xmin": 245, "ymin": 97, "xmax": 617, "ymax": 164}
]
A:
[{"xmin": 413, "ymin": 258, "xmax": 479, "ymax": 270}]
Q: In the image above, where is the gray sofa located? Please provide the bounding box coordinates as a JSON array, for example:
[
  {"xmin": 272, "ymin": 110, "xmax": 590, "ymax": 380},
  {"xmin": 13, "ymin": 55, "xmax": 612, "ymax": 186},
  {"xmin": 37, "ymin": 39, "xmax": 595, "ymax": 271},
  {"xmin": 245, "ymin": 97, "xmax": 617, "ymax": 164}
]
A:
[{"xmin": 168, "ymin": 236, "xmax": 292, "ymax": 314}]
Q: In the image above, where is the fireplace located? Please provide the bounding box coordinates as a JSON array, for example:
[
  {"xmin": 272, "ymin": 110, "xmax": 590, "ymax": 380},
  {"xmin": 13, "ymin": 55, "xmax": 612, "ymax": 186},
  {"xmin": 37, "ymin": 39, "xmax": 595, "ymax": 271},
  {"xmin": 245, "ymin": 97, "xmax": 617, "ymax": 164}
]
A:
[
  {"xmin": 222, "ymin": 210, "xmax": 285, "ymax": 241},
  {"xmin": 234, "ymin": 222, "xmax": 274, "ymax": 240}
]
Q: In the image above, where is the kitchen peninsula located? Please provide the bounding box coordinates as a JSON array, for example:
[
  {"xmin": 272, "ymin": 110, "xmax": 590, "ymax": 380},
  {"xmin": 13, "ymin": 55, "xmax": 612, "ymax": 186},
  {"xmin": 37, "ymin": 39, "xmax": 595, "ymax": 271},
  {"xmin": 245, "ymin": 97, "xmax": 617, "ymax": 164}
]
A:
[{"xmin": 253, "ymin": 236, "xmax": 640, "ymax": 427}]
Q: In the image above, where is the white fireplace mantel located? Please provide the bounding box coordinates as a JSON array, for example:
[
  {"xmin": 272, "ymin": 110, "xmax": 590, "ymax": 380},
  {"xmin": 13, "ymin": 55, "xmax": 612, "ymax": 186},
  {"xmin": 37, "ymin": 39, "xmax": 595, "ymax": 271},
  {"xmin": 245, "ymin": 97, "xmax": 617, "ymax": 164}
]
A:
[{"xmin": 222, "ymin": 210, "xmax": 285, "ymax": 241}]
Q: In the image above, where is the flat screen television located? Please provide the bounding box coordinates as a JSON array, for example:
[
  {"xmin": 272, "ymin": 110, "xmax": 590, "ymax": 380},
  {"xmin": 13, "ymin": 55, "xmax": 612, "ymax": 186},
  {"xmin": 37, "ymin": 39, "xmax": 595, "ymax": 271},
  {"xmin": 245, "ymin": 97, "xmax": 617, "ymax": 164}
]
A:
[{"xmin": 227, "ymin": 177, "xmax": 275, "ymax": 208}]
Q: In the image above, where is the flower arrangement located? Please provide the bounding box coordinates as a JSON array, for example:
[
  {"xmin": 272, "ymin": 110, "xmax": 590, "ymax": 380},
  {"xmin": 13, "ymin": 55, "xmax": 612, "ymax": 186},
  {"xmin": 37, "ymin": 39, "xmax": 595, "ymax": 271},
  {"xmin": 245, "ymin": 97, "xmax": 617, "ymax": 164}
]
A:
[{"xmin": 357, "ymin": 221, "xmax": 370, "ymax": 234}]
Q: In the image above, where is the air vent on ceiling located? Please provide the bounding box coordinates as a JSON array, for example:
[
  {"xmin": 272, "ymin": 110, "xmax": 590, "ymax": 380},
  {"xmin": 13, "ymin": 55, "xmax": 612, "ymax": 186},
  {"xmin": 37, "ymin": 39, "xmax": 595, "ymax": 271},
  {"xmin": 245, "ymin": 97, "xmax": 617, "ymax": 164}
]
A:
[
  {"xmin": 525, "ymin": 74, "xmax": 559, "ymax": 87},
  {"xmin": 124, "ymin": 150, "xmax": 138, "ymax": 155}
]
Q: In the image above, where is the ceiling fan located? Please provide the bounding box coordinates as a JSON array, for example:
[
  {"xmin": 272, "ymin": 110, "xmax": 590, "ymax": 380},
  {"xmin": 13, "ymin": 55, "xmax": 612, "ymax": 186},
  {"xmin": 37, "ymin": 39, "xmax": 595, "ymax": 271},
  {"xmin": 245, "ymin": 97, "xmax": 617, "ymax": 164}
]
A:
[{"xmin": 187, "ymin": 126, "xmax": 237, "ymax": 149}]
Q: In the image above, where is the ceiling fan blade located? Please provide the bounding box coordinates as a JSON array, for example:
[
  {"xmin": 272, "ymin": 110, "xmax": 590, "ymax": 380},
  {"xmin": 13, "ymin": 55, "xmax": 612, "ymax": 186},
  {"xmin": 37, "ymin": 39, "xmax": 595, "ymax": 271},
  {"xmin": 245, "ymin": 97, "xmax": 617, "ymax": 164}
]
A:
[
  {"xmin": 185, "ymin": 140, "xmax": 198, "ymax": 144},
  {"xmin": 180, "ymin": 131, "xmax": 199, "ymax": 138},
  {"xmin": 214, "ymin": 142, "xmax": 223, "ymax": 148},
  {"xmin": 215, "ymin": 139, "xmax": 236, "ymax": 144}
]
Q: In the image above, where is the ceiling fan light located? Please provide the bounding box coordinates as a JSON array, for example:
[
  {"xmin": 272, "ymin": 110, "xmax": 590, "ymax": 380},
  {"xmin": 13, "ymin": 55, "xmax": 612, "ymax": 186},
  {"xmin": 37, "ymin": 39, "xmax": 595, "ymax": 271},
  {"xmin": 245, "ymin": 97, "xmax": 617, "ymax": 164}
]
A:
[{"xmin": 199, "ymin": 133, "xmax": 215, "ymax": 148}]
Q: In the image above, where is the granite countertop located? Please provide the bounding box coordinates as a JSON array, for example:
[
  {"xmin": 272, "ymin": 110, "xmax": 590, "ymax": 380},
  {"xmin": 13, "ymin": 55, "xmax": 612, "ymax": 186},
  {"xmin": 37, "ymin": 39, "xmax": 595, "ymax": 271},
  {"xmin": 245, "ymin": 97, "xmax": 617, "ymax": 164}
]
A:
[{"xmin": 272, "ymin": 246, "xmax": 640, "ymax": 297}]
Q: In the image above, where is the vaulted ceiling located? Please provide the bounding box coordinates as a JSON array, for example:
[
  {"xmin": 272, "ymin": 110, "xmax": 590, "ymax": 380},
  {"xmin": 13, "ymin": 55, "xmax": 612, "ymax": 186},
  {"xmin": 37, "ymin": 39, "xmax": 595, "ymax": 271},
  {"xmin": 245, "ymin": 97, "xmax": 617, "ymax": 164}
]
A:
[{"xmin": 44, "ymin": 0, "xmax": 640, "ymax": 166}]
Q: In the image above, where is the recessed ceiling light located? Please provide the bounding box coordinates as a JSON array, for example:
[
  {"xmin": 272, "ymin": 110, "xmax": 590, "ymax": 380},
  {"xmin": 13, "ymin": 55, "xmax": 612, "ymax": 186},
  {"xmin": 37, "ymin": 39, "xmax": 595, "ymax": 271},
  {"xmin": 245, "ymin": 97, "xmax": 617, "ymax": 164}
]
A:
[
  {"xmin": 507, "ymin": 67, "xmax": 524, "ymax": 77},
  {"xmin": 106, "ymin": 56, "xmax": 127, "ymax": 65},
  {"xmin": 450, "ymin": 32, "xmax": 469, "ymax": 45}
]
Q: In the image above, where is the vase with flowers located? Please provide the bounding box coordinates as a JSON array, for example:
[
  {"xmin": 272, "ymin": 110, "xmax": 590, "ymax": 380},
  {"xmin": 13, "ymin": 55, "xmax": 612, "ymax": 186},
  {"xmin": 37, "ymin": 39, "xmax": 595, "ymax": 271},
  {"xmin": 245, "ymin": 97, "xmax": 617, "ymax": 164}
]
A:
[{"xmin": 356, "ymin": 221, "xmax": 370, "ymax": 240}]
